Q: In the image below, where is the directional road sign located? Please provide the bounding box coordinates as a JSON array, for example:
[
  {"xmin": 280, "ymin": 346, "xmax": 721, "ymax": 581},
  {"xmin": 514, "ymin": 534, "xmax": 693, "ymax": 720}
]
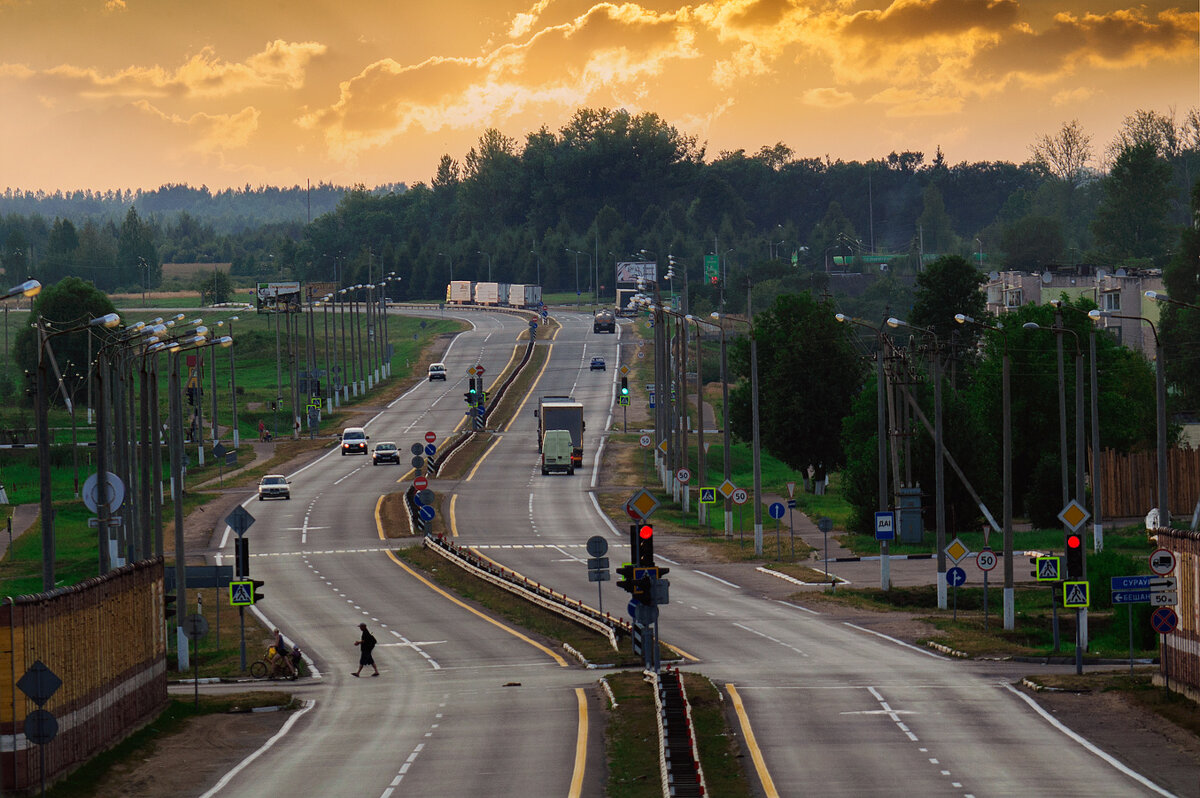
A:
[
  {"xmin": 874, "ymin": 511, "xmax": 895, "ymax": 541},
  {"xmin": 768, "ymin": 502, "xmax": 786, "ymax": 520},
  {"xmin": 1150, "ymin": 607, "xmax": 1178, "ymax": 634},
  {"xmin": 1112, "ymin": 589, "xmax": 1151, "ymax": 605},
  {"xmin": 424, "ymin": 443, "xmax": 436, "ymax": 456},
  {"xmin": 1062, "ymin": 581, "xmax": 1090, "ymax": 608},
  {"xmin": 418, "ymin": 504, "xmax": 436, "ymax": 522},
  {"xmin": 1035, "ymin": 556, "xmax": 1061, "ymax": 581},
  {"xmin": 946, "ymin": 567, "xmax": 967, "ymax": 587}
]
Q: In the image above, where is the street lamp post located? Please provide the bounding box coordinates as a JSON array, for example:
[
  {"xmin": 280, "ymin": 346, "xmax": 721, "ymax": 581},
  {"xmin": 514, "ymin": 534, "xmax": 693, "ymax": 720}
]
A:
[
  {"xmin": 956, "ymin": 314, "xmax": 1014, "ymax": 628},
  {"xmin": 567, "ymin": 249, "xmax": 581, "ymax": 304},
  {"xmin": 1055, "ymin": 301, "xmax": 1104, "ymax": 552},
  {"xmin": 887, "ymin": 316, "xmax": 947, "ymax": 608},
  {"xmin": 838, "ymin": 313, "xmax": 893, "ymax": 590},
  {"xmin": 1092, "ymin": 308, "xmax": 1169, "ymax": 529},
  {"xmin": 529, "ymin": 250, "xmax": 540, "ymax": 286},
  {"xmin": 477, "ymin": 251, "xmax": 493, "ymax": 282},
  {"xmin": 437, "ymin": 252, "xmax": 454, "ymax": 282}
]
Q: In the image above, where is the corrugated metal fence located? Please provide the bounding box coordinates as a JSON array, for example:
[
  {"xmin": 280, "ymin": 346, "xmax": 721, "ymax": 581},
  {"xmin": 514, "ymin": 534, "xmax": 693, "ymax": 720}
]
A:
[
  {"xmin": 1097, "ymin": 448, "xmax": 1200, "ymax": 519},
  {"xmin": 1157, "ymin": 528, "xmax": 1200, "ymax": 699},
  {"xmin": 0, "ymin": 558, "xmax": 167, "ymax": 794}
]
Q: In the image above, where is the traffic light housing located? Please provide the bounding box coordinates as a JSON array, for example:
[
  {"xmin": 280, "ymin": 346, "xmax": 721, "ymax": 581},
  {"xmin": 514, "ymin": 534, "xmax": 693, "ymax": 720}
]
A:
[
  {"xmin": 632, "ymin": 576, "xmax": 652, "ymax": 605},
  {"xmin": 636, "ymin": 524, "xmax": 654, "ymax": 566},
  {"xmin": 250, "ymin": 579, "xmax": 265, "ymax": 604},
  {"xmin": 620, "ymin": 376, "xmax": 629, "ymax": 396},
  {"xmin": 465, "ymin": 377, "xmax": 477, "ymax": 405},
  {"xmin": 1029, "ymin": 556, "xmax": 1038, "ymax": 579},
  {"xmin": 1065, "ymin": 533, "xmax": 1084, "ymax": 580},
  {"xmin": 235, "ymin": 537, "xmax": 250, "ymax": 579},
  {"xmin": 186, "ymin": 386, "xmax": 196, "ymax": 406},
  {"xmin": 616, "ymin": 564, "xmax": 636, "ymax": 594},
  {"xmin": 164, "ymin": 592, "xmax": 177, "ymax": 621}
]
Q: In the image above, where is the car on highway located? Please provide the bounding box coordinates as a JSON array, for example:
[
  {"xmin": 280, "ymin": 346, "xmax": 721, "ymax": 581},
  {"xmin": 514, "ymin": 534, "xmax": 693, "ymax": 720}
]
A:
[
  {"xmin": 341, "ymin": 427, "xmax": 369, "ymax": 455},
  {"xmin": 589, "ymin": 357, "xmax": 606, "ymax": 371},
  {"xmin": 372, "ymin": 441, "xmax": 400, "ymax": 465},
  {"xmin": 257, "ymin": 474, "xmax": 291, "ymax": 500},
  {"xmin": 428, "ymin": 362, "xmax": 447, "ymax": 381}
]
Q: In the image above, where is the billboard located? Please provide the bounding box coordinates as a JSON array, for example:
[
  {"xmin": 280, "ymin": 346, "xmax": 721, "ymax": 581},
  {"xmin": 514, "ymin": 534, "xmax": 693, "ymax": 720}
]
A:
[
  {"xmin": 615, "ymin": 261, "xmax": 658, "ymax": 285},
  {"xmin": 306, "ymin": 282, "xmax": 338, "ymax": 301},
  {"xmin": 255, "ymin": 281, "xmax": 302, "ymax": 313}
]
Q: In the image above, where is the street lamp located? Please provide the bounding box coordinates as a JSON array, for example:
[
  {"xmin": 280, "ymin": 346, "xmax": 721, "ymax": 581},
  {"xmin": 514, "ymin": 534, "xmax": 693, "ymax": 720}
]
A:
[
  {"xmin": 1091, "ymin": 308, "xmax": 1169, "ymax": 529},
  {"xmin": 567, "ymin": 249, "xmax": 582, "ymax": 302},
  {"xmin": 886, "ymin": 316, "xmax": 948, "ymax": 609},
  {"xmin": 712, "ymin": 305, "xmax": 764, "ymax": 555},
  {"xmin": 437, "ymin": 252, "xmax": 454, "ymax": 282},
  {"xmin": 476, "ymin": 250, "xmax": 492, "ymax": 282},
  {"xmin": 36, "ymin": 309, "xmax": 119, "ymax": 590},
  {"xmin": 529, "ymin": 250, "xmax": 541, "ymax": 286},
  {"xmin": 837, "ymin": 313, "xmax": 893, "ymax": 590},
  {"xmin": 1053, "ymin": 301, "xmax": 1105, "ymax": 552},
  {"xmin": 975, "ymin": 238, "xmax": 983, "ymax": 269},
  {"xmin": 956, "ymin": 313, "xmax": 1014, "ymax": 628}
]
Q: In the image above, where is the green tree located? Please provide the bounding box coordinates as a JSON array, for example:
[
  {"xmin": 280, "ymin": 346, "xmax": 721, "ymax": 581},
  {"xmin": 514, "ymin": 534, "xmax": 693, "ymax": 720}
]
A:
[
  {"xmin": 728, "ymin": 292, "xmax": 865, "ymax": 480},
  {"xmin": 196, "ymin": 269, "xmax": 233, "ymax": 305},
  {"xmin": 116, "ymin": 207, "xmax": 159, "ymax": 291},
  {"xmin": 1159, "ymin": 179, "xmax": 1200, "ymax": 412},
  {"xmin": 1000, "ymin": 216, "xmax": 1065, "ymax": 271},
  {"xmin": 13, "ymin": 277, "xmax": 119, "ymax": 408},
  {"xmin": 907, "ymin": 255, "xmax": 986, "ymax": 348},
  {"xmin": 1091, "ymin": 143, "xmax": 1174, "ymax": 263}
]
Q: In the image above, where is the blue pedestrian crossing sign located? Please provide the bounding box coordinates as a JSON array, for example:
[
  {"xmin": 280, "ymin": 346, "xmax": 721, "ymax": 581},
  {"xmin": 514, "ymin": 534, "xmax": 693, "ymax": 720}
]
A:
[
  {"xmin": 699, "ymin": 487, "xmax": 717, "ymax": 504},
  {"xmin": 1035, "ymin": 556, "xmax": 1061, "ymax": 582},
  {"xmin": 1062, "ymin": 581, "xmax": 1090, "ymax": 608},
  {"xmin": 229, "ymin": 581, "xmax": 254, "ymax": 607}
]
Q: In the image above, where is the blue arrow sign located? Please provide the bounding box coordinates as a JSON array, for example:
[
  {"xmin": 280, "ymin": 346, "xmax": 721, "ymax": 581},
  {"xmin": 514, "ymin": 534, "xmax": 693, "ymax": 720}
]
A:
[
  {"xmin": 424, "ymin": 443, "xmax": 436, "ymax": 456},
  {"xmin": 1111, "ymin": 575, "xmax": 1152, "ymax": 591},
  {"xmin": 418, "ymin": 505, "xmax": 436, "ymax": 522},
  {"xmin": 787, "ymin": 499, "xmax": 796, "ymax": 509},
  {"xmin": 946, "ymin": 566, "xmax": 967, "ymax": 587},
  {"xmin": 1112, "ymin": 589, "xmax": 1151, "ymax": 604},
  {"xmin": 768, "ymin": 502, "xmax": 786, "ymax": 520}
]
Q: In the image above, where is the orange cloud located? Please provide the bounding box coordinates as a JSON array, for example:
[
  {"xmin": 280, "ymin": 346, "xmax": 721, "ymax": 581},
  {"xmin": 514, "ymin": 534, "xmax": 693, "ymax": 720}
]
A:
[{"xmin": 134, "ymin": 101, "xmax": 260, "ymax": 152}]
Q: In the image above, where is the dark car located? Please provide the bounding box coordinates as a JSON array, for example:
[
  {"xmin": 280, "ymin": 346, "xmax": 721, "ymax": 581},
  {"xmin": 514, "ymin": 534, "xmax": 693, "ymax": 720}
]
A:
[
  {"xmin": 590, "ymin": 357, "xmax": 606, "ymax": 371},
  {"xmin": 372, "ymin": 442, "xmax": 400, "ymax": 465}
]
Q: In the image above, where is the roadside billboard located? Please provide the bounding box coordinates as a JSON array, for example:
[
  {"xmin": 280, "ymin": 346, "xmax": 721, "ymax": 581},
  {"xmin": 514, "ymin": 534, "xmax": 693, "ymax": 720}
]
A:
[{"xmin": 255, "ymin": 281, "xmax": 302, "ymax": 313}]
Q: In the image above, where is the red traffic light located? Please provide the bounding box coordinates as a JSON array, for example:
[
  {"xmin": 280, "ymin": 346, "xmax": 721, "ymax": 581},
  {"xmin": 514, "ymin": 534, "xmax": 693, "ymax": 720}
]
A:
[
  {"xmin": 638, "ymin": 524, "xmax": 653, "ymax": 540},
  {"xmin": 1066, "ymin": 534, "xmax": 1082, "ymax": 549}
]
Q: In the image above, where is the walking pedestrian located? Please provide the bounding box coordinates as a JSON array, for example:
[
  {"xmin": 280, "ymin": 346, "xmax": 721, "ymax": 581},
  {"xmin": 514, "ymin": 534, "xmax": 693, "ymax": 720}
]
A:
[{"xmin": 352, "ymin": 622, "xmax": 378, "ymax": 677}]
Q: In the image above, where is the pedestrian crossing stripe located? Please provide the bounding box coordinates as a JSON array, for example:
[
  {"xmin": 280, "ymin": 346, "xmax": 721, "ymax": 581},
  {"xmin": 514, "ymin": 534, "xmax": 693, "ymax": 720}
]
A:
[
  {"xmin": 1062, "ymin": 580, "xmax": 1090, "ymax": 608},
  {"xmin": 1036, "ymin": 556, "xmax": 1061, "ymax": 581}
]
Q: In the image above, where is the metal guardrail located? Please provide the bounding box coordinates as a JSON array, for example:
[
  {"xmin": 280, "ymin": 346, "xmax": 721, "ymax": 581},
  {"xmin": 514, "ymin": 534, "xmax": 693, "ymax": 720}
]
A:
[{"xmin": 423, "ymin": 533, "xmax": 630, "ymax": 649}]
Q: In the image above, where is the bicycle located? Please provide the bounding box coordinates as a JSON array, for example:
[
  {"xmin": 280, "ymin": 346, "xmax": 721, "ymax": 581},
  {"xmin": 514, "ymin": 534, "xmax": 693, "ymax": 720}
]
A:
[{"xmin": 249, "ymin": 646, "xmax": 299, "ymax": 680}]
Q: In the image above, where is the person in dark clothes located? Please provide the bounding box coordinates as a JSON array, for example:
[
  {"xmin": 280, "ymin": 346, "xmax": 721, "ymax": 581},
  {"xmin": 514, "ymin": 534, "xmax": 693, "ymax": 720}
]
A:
[{"xmin": 352, "ymin": 622, "xmax": 379, "ymax": 676}]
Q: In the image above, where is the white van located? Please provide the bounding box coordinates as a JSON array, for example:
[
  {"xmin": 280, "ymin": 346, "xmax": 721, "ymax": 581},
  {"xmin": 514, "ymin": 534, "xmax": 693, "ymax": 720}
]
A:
[
  {"xmin": 541, "ymin": 429, "xmax": 574, "ymax": 475},
  {"xmin": 428, "ymin": 363, "xmax": 447, "ymax": 381}
]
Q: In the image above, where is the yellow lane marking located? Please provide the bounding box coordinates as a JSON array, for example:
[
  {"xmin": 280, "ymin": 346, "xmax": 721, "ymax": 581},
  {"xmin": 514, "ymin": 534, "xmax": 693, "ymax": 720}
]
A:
[
  {"xmin": 383, "ymin": 547, "xmax": 568, "ymax": 667},
  {"xmin": 465, "ymin": 436, "xmax": 503, "ymax": 481},
  {"xmin": 726, "ymin": 684, "xmax": 779, "ymax": 797},
  {"xmin": 505, "ymin": 344, "xmax": 553, "ymax": 432},
  {"xmin": 569, "ymin": 687, "xmax": 587, "ymax": 798},
  {"xmin": 449, "ymin": 494, "xmax": 459, "ymax": 538},
  {"xmin": 664, "ymin": 642, "xmax": 700, "ymax": 662},
  {"xmin": 374, "ymin": 494, "xmax": 385, "ymax": 537}
]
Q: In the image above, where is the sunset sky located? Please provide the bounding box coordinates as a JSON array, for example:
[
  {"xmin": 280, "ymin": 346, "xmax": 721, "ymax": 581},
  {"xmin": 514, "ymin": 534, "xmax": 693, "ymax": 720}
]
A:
[{"xmin": 0, "ymin": 0, "xmax": 1196, "ymax": 192}]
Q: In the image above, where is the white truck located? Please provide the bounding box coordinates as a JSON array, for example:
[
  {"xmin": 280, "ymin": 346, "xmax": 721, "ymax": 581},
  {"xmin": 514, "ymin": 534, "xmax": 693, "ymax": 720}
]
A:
[
  {"xmin": 535, "ymin": 395, "xmax": 585, "ymax": 470},
  {"xmin": 507, "ymin": 283, "xmax": 527, "ymax": 307},
  {"xmin": 447, "ymin": 281, "xmax": 474, "ymax": 304},
  {"xmin": 474, "ymin": 281, "xmax": 500, "ymax": 305}
]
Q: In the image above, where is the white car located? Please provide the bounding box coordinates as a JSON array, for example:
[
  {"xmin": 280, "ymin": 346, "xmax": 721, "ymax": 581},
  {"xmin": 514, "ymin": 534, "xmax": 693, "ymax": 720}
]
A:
[
  {"xmin": 341, "ymin": 427, "xmax": 369, "ymax": 455},
  {"xmin": 258, "ymin": 474, "xmax": 291, "ymax": 500},
  {"xmin": 428, "ymin": 362, "xmax": 447, "ymax": 381}
]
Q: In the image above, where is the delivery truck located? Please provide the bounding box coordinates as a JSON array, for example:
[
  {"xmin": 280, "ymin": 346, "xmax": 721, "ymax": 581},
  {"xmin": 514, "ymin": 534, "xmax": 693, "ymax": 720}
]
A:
[
  {"xmin": 593, "ymin": 309, "xmax": 616, "ymax": 333},
  {"xmin": 447, "ymin": 281, "xmax": 474, "ymax": 304},
  {"xmin": 540, "ymin": 429, "xmax": 574, "ymax": 475},
  {"xmin": 534, "ymin": 395, "xmax": 584, "ymax": 469},
  {"xmin": 474, "ymin": 281, "xmax": 500, "ymax": 305}
]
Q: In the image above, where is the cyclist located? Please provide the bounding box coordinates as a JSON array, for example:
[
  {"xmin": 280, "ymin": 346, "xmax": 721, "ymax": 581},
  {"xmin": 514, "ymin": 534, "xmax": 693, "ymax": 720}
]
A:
[{"xmin": 271, "ymin": 629, "xmax": 296, "ymax": 679}]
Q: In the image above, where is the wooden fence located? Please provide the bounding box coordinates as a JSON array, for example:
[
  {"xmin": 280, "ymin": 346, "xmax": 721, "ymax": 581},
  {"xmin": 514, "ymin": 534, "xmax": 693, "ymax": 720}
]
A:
[
  {"xmin": 1156, "ymin": 528, "xmax": 1200, "ymax": 700},
  {"xmin": 0, "ymin": 559, "xmax": 167, "ymax": 794},
  {"xmin": 1097, "ymin": 448, "xmax": 1200, "ymax": 519}
]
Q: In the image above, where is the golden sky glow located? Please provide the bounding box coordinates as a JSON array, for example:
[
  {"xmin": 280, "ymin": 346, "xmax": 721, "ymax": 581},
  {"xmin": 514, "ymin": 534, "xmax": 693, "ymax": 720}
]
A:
[{"xmin": 0, "ymin": 0, "xmax": 1195, "ymax": 190}]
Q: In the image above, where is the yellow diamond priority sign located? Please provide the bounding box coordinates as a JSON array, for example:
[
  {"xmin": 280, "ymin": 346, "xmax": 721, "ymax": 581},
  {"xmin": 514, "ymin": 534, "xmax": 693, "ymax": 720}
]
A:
[
  {"xmin": 1058, "ymin": 500, "xmax": 1090, "ymax": 532},
  {"xmin": 944, "ymin": 537, "xmax": 970, "ymax": 564},
  {"xmin": 626, "ymin": 489, "xmax": 659, "ymax": 521},
  {"xmin": 718, "ymin": 479, "xmax": 736, "ymax": 499}
]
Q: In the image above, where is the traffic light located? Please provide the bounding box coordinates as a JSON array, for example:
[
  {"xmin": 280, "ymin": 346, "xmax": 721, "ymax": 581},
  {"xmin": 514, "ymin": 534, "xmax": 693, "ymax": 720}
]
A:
[
  {"xmin": 465, "ymin": 377, "xmax": 477, "ymax": 405},
  {"xmin": 1065, "ymin": 533, "xmax": 1084, "ymax": 580},
  {"xmin": 620, "ymin": 376, "xmax": 629, "ymax": 397},
  {"xmin": 616, "ymin": 563, "xmax": 636, "ymax": 594},
  {"xmin": 164, "ymin": 591, "xmax": 177, "ymax": 621},
  {"xmin": 636, "ymin": 524, "xmax": 654, "ymax": 566},
  {"xmin": 250, "ymin": 579, "xmax": 265, "ymax": 604},
  {"xmin": 1029, "ymin": 556, "xmax": 1039, "ymax": 579},
  {"xmin": 186, "ymin": 386, "xmax": 196, "ymax": 406},
  {"xmin": 235, "ymin": 537, "xmax": 249, "ymax": 579},
  {"xmin": 632, "ymin": 576, "xmax": 652, "ymax": 605}
]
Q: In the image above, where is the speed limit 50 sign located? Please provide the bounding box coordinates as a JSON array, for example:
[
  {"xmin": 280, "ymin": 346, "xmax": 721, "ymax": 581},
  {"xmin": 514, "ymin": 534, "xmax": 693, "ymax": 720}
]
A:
[{"xmin": 976, "ymin": 548, "xmax": 998, "ymax": 572}]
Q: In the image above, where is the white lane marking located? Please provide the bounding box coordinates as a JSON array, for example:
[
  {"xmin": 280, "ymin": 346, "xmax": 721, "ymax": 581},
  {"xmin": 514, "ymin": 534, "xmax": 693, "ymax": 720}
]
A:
[
  {"xmin": 866, "ymin": 686, "xmax": 921, "ymax": 744},
  {"xmin": 589, "ymin": 491, "xmax": 624, "ymax": 538},
  {"xmin": 198, "ymin": 700, "xmax": 317, "ymax": 798},
  {"xmin": 695, "ymin": 570, "xmax": 740, "ymax": 589},
  {"xmin": 843, "ymin": 622, "xmax": 948, "ymax": 660},
  {"xmin": 732, "ymin": 622, "xmax": 808, "ymax": 656},
  {"xmin": 388, "ymin": 628, "xmax": 441, "ymax": 670},
  {"xmin": 776, "ymin": 600, "xmax": 822, "ymax": 616},
  {"xmin": 1001, "ymin": 682, "xmax": 1177, "ymax": 797}
]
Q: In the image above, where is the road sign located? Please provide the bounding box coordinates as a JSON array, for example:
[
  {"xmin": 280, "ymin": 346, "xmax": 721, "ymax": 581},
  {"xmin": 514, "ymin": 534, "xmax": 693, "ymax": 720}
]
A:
[
  {"xmin": 184, "ymin": 613, "xmax": 209, "ymax": 640},
  {"xmin": 657, "ymin": 439, "xmax": 668, "ymax": 454},
  {"xmin": 731, "ymin": 488, "xmax": 749, "ymax": 505},
  {"xmin": 1036, "ymin": 556, "xmax": 1061, "ymax": 581},
  {"xmin": 424, "ymin": 443, "xmax": 436, "ymax": 456},
  {"xmin": 626, "ymin": 489, "xmax": 660, "ymax": 520},
  {"xmin": 417, "ymin": 489, "xmax": 434, "ymax": 505},
  {"xmin": 699, "ymin": 488, "xmax": 718, "ymax": 504},
  {"xmin": 639, "ymin": 434, "xmax": 651, "ymax": 448},
  {"xmin": 768, "ymin": 502, "xmax": 785, "ymax": 520},
  {"xmin": 1150, "ymin": 548, "xmax": 1176, "ymax": 575},
  {"xmin": 677, "ymin": 468, "xmax": 691, "ymax": 484},
  {"xmin": 213, "ymin": 442, "xmax": 227, "ymax": 458},
  {"xmin": 425, "ymin": 431, "xmax": 436, "ymax": 444},
  {"xmin": 976, "ymin": 548, "xmax": 998, "ymax": 571},
  {"xmin": 944, "ymin": 537, "xmax": 970, "ymax": 564},
  {"xmin": 617, "ymin": 396, "xmax": 630, "ymax": 406},
  {"xmin": 946, "ymin": 567, "xmax": 967, "ymax": 587},
  {"xmin": 718, "ymin": 479, "xmax": 736, "ymax": 499},
  {"xmin": 229, "ymin": 581, "xmax": 254, "ymax": 606},
  {"xmin": 1112, "ymin": 589, "xmax": 1151, "ymax": 604},
  {"xmin": 1111, "ymin": 575, "xmax": 1155, "ymax": 591},
  {"xmin": 475, "ymin": 364, "xmax": 485, "ymax": 375},
  {"xmin": 1062, "ymin": 581, "xmax": 1090, "ymax": 608},
  {"xmin": 418, "ymin": 504, "xmax": 436, "ymax": 522},
  {"xmin": 874, "ymin": 511, "xmax": 895, "ymax": 541},
  {"xmin": 411, "ymin": 456, "xmax": 424, "ymax": 468},
  {"xmin": 225, "ymin": 505, "xmax": 255, "ymax": 537},
  {"xmin": 1057, "ymin": 499, "xmax": 1090, "ymax": 532},
  {"xmin": 620, "ymin": 364, "xmax": 630, "ymax": 375},
  {"xmin": 786, "ymin": 481, "xmax": 796, "ymax": 498},
  {"xmin": 1150, "ymin": 607, "xmax": 1178, "ymax": 634},
  {"xmin": 413, "ymin": 476, "xmax": 428, "ymax": 491},
  {"xmin": 17, "ymin": 660, "xmax": 61, "ymax": 706},
  {"xmin": 24, "ymin": 709, "xmax": 58, "ymax": 745},
  {"xmin": 1149, "ymin": 592, "xmax": 1179, "ymax": 607},
  {"xmin": 82, "ymin": 471, "xmax": 125, "ymax": 514},
  {"xmin": 586, "ymin": 535, "xmax": 608, "ymax": 557},
  {"xmin": 787, "ymin": 499, "xmax": 796, "ymax": 509}
]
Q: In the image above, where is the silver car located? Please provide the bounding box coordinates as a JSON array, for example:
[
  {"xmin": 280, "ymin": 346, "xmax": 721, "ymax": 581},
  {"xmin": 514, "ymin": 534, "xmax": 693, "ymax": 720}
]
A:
[{"xmin": 258, "ymin": 474, "xmax": 291, "ymax": 500}]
